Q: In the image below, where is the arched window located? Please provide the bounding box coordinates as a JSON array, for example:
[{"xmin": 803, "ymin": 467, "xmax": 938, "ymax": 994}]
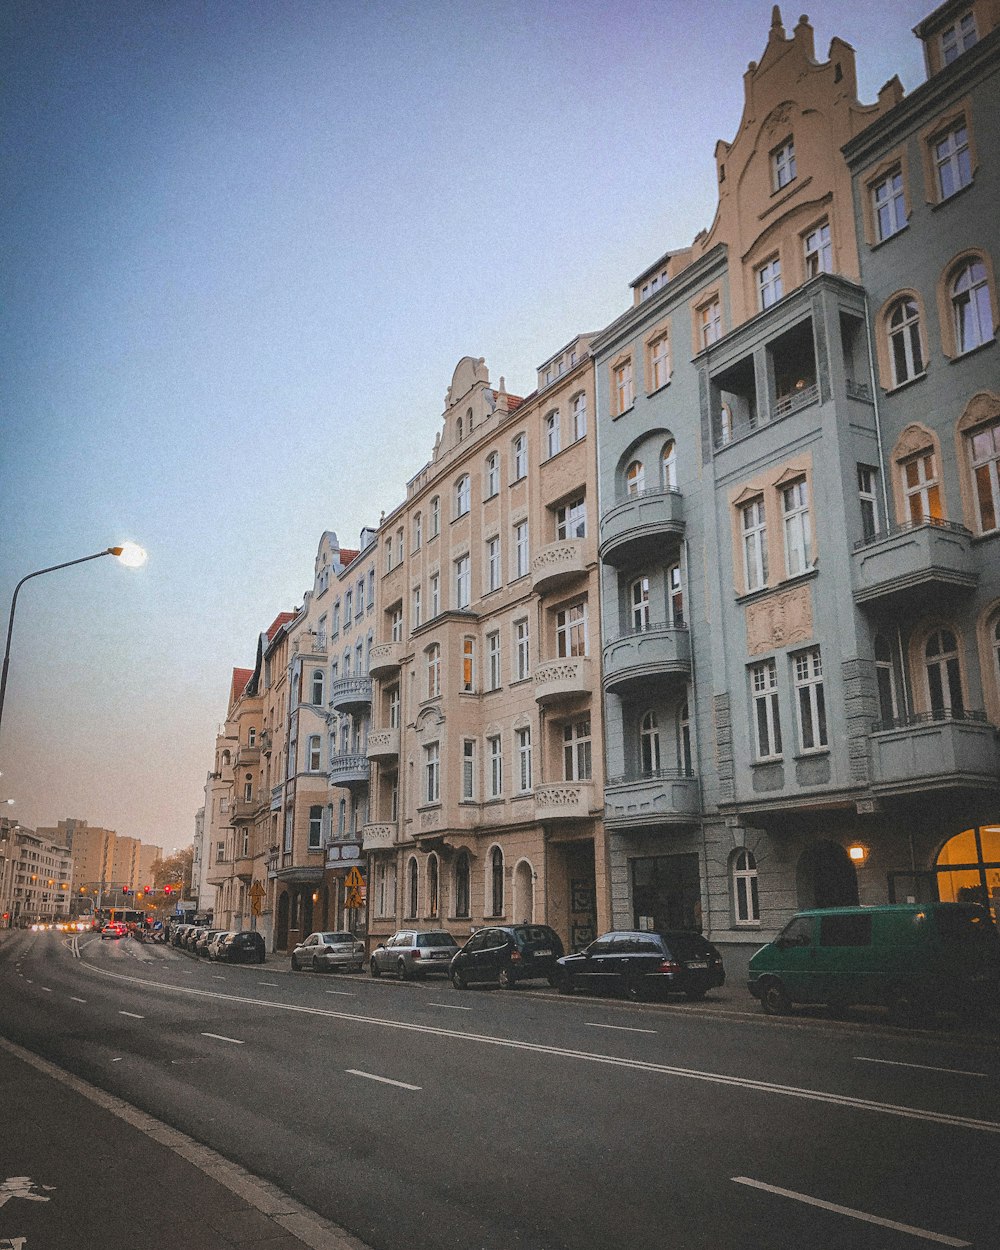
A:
[
  {"xmin": 901, "ymin": 449, "xmax": 941, "ymax": 523},
  {"xmin": 630, "ymin": 576, "xmax": 650, "ymax": 631},
  {"xmin": 545, "ymin": 411, "xmax": 561, "ymax": 458},
  {"xmin": 455, "ymin": 474, "xmax": 470, "ymax": 517},
  {"xmin": 677, "ymin": 701, "xmax": 692, "ymax": 773},
  {"xmin": 430, "ymin": 496, "xmax": 441, "ymax": 537},
  {"xmin": 952, "ymin": 260, "xmax": 992, "ymax": 354},
  {"xmin": 406, "ymin": 857, "xmax": 418, "ymax": 918},
  {"xmin": 732, "ymin": 849, "xmax": 760, "ymax": 924},
  {"xmin": 661, "ymin": 440, "xmax": 677, "ymax": 489},
  {"xmin": 874, "ymin": 634, "xmax": 899, "ymax": 725},
  {"xmin": 311, "ymin": 669, "xmax": 324, "ymax": 705},
  {"xmin": 427, "ymin": 854, "xmax": 439, "ymax": 919},
  {"xmin": 485, "ymin": 452, "xmax": 500, "ymax": 497},
  {"xmin": 489, "ymin": 846, "xmax": 504, "ymax": 917},
  {"xmin": 625, "ymin": 460, "xmax": 645, "ymax": 495},
  {"xmin": 243, "ymin": 774, "xmax": 252, "ymax": 802},
  {"xmin": 221, "ymin": 750, "xmax": 231, "ymax": 768},
  {"xmin": 640, "ymin": 710, "xmax": 661, "ymax": 774},
  {"xmin": 925, "ymin": 629, "xmax": 964, "ymax": 717},
  {"xmin": 969, "ymin": 419, "xmax": 1000, "ymax": 533},
  {"xmin": 886, "ymin": 297, "xmax": 924, "ymax": 386},
  {"xmin": 455, "ymin": 851, "xmax": 471, "ymax": 919},
  {"xmin": 456, "ymin": 415, "xmax": 464, "ymax": 442}
]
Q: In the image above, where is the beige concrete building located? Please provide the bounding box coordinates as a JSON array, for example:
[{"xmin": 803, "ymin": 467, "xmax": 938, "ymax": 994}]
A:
[
  {"xmin": 138, "ymin": 843, "xmax": 163, "ymax": 885},
  {"xmin": 4, "ymin": 823, "xmax": 72, "ymax": 924},
  {"xmin": 365, "ymin": 352, "xmax": 608, "ymax": 953},
  {"xmin": 36, "ymin": 818, "xmax": 116, "ymax": 911}
]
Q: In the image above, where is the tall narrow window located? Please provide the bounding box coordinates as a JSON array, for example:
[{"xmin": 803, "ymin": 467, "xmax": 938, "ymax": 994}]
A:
[
  {"xmin": 771, "ymin": 138, "xmax": 796, "ymax": 190},
  {"xmin": 430, "ymin": 496, "xmax": 440, "ymax": 537},
  {"xmin": 308, "ymin": 735, "xmax": 321, "ymax": 771},
  {"xmin": 308, "ymin": 805, "xmax": 323, "ymax": 850},
  {"xmin": 390, "ymin": 607, "xmax": 403, "ymax": 643},
  {"xmin": 388, "ymin": 686, "xmax": 400, "ymax": 729},
  {"xmin": 793, "ymin": 648, "xmax": 827, "ymax": 751},
  {"xmin": 677, "ymin": 700, "xmax": 692, "ymax": 773},
  {"xmin": 887, "ymin": 298, "xmax": 924, "ymax": 385},
  {"xmin": 311, "ymin": 670, "xmax": 324, "ymax": 705},
  {"xmin": 700, "ymin": 300, "xmax": 721, "ymax": 347},
  {"xmin": 925, "ymin": 629, "xmax": 964, "ymax": 717},
  {"xmin": 631, "ymin": 577, "xmax": 650, "ymax": 632},
  {"xmin": 803, "ymin": 222, "xmax": 831, "ymax": 277},
  {"xmin": 556, "ymin": 603, "xmax": 587, "ymax": 657},
  {"xmin": 545, "ymin": 411, "xmax": 561, "ymax": 458},
  {"xmin": 413, "ymin": 512, "xmax": 422, "ymax": 550},
  {"xmin": 412, "ymin": 586, "xmax": 422, "ymax": 628},
  {"xmin": 668, "ymin": 563, "xmax": 684, "ymax": 625},
  {"xmin": 625, "ymin": 461, "xmax": 645, "ymax": 495},
  {"xmin": 424, "ymin": 743, "xmax": 440, "ymax": 803},
  {"xmin": 488, "ymin": 736, "xmax": 502, "ymax": 798},
  {"xmin": 462, "ymin": 637, "xmax": 475, "ymax": 692},
  {"xmin": 516, "ymin": 727, "xmax": 532, "ymax": 793},
  {"xmin": 485, "ymin": 452, "xmax": 500, "ymax": 497},
  {"xmin": 430, "ymin": 572, "xmax": 440, "ymax": 617},
  {"xmin": 872, "ymin": 171, "xmax": 906, "ymax": 241},
  {"xmin": 514, "ymin": 520, "xmax": 529, "ymax": 578},
  {"xmin": 751, "ymin": 660, "xmax": 782, "ymax": 759},
  {"xmin": 874, "ymin": 634, "xmax": 899, "ymax": 726},
  {"xmin": 556, "ymin": 497, "xmax": 586, "ymax": 539},
  {"xmin": 487, "ymin": 631, "xmax": 501, "ymax": 690},
  {"xmin": 455, "ymin": 554, "xmax": 470, "ymax": 608},
  {"xmin": 427, "ymin": 856, "xmax": 439, "ymax": 919},
  {"xmin": 782, "ymin": 479, "xmax": 811, "ymax": 576},
  {"xmin": 640, "ymin": 710, "xmax": 660, "ymax": 773},
  {"xmin": 858, "ymin": 465, "xmax": 880, "ymax": 541},
  {"xmin": 512, "ymin": 433, "xmax": 527, "ymax": 480},
  {"xmin": 455, "ymin": 475, "xmax": 471, "ymax": 518},
  {"xmin": 935, "ymin": 123, "xmax": 971, "ymax": 199},
  {"xmin": 563, "ymin": 720, "xmax": 592, "ymax": 780},
  {"xmin": 661, "ymin": 440, "xmax": 677, "ymax": 489},
  {"xmin": 406, "ymin": 857, "xmax": 418, "ymax": 917},
  {"xmin": 486, "ymin": 536, "xmax": 501, "ymax": 592},
  {"xmin": 455, "ymin": 852, "xmax": 471, "ymax": 918},
  {"xmin": 571, "ymin": 393, "xmax": 587, "ymax": 441},
  {"xmin": 514, "ymin": 618, "xmax": 530, "ymax": 681},
  {"xmin": 757, "ymin": 257, "xmax": 782, "ymax": 310},
  {"xmin": 462, "ymin": 740, "xmax": 476, "ymax": 801},
  {"xmin": 650, "ymin": 334, "xmax": 670, "ymax": 390},
  {"xmin": 742, "ymin": 498, "xmax": 768, "ymax": 591},
  {"xmin": 490, "ymin": 847, "xmax": 504, "ymax": 917},
  {"xmin": 969, "ymin": 420, "xmax": 1000, "ymax": 533},
  {"xmin": 902, "ymin": 451, "xmax": 942, "ymax": 523},
  {"xmin": 426, "ymin": 644, "xmax": 441, "ymax": 698},
  {"xmin": 733, "ymin": 850, "xmax": 760, "ymax": 924},
  {"xmin": 952, "ymin": 260, "xmax": 992, "ymax": 354},
  {"xmin": 614, "ymin": 359, "xmax": 634, "ymax": 412}
]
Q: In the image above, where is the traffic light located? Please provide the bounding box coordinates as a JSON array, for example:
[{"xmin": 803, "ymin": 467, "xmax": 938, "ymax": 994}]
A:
[
  {"xmin": 164, "ymin": 885, "xmax": 172, "ymax": 896},
  {"xmin": 122, "ymin": 886, "xmax": 130, "ymax": 896}
]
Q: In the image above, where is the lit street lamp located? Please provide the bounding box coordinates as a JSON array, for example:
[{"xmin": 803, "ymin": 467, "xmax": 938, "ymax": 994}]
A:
[{"xmin": 0, "ymin": 544, "xmax": 147, "ymax": 742}]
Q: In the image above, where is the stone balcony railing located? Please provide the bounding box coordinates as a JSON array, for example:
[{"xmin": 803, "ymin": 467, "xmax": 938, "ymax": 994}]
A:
[
  {"xmin": 604, "ymin": 768, "xmax": 701, "ymax": 830},
  {"xmin": 369, "ymin": 640, "xmax": 404, "ymax": 679},
  {"xmin": 598, "ymin": 487, "xmax": 684, "ymax": 567},
  {"xmin": 531, "ymin": 540, "xmax": 587, "ymax": 594},
  {"xmin": 852, "ymin": 518, "xmax": 977, "ymax": 606},
  {"xmin": 328, "ymin": 753, "xmax": 371, "ymax": 787},
  {"xmin": 362, "ymin": 822, "xmax": 398, "ymax": 851},
  {"xmin": 329, "ymin": 676, "xmax": 373, "ymax": 714},
  {"xmin": 534, "ymin": 656, "xmax": 594, "ymax": 705},
  {"xmin": 366, "ymin": 726, "xmax": 400, "ymax": 761},
  {"xmin": 534, "ymin": 781, "xmax": 594, "ymax": 822}
]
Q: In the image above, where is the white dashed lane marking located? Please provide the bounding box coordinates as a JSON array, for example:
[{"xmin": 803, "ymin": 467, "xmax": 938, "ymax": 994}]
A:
[
  {"xmin": 201, "ymin": 1032, "xmax": 244, "ymax": 1045},
  {"xmin": 346, "ymin": 1069, "xmax": 420, "ymax": 1091},
  {"xmin": 854, "ymin": 1057, "xmax": 987, "ymax": 1078}
]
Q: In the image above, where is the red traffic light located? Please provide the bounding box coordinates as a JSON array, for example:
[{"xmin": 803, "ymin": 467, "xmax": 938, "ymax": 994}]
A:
[
  {"xmin": 164, "ymin": 885, "xmax": 172, "ymax": 895},
  {"xmin": 122, "ymin": 887, "xmax": 130, "ymax": 895}
]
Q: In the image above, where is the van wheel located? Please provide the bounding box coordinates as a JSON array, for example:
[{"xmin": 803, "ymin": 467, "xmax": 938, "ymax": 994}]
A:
[{"xmin": 761, "ymin": 978, "xmax": 792, "ymax": 1015}]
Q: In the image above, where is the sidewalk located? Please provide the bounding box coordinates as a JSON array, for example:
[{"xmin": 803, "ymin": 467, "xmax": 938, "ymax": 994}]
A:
[{"xmin": 0, "ymin": 1036, "xmax": 365, "ymax": 1250}]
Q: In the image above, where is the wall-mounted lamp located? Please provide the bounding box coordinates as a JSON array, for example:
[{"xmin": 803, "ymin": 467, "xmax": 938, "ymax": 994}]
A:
[{"xmin": 848, "ymin": 844, "xmax": 868, "ymax": 864}]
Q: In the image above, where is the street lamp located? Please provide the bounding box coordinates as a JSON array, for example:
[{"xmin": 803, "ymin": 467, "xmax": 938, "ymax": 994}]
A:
[{"xmin": 0, "ymin": 544, "xmax": 147, "ymax": 741}]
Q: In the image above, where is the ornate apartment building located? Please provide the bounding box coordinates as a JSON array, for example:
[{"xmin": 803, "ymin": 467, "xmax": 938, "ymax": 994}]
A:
[{"xmin": 364, "ymin": 351, "xmax": 608, "ymax": 953}]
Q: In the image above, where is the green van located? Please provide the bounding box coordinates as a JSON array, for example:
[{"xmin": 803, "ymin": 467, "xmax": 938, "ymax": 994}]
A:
[{"xmin": 747, "ymin": 903, "xmax": 1000, "ymax": 1023}]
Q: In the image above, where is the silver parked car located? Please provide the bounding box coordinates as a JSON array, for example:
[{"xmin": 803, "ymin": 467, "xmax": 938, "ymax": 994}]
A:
[
  {"xmin": 369, "ymin": 930, "xmax": 459, "ymax": 980},
  {"xmin": 207, "ymin": 930, "xmax": 233, "ymax": 960},
  {"xmin": 291, "ymin": 931, "xmax": 366, "ymax": 973}
]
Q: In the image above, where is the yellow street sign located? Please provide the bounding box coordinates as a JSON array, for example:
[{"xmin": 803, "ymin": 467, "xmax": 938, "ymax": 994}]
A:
[
  {"xmin": 249, "ymin": 880, "xmax": 265, "ymax": 901},
  {"xmin": 251, "ymin": 896, "xmax": 262, "ymax": 916},
  {"xmin": 344, "ymin": 867, "xmax": 364, "ymax": 890},
  {"xmin": 344, "ymin": 887, "xmax": 364, "ymax": 909}
]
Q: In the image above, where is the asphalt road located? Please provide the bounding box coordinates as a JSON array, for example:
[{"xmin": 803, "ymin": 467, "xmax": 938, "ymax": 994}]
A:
[{"xmin": 2, "ymin": 929, "xmax": 998, "ymax": 1250}]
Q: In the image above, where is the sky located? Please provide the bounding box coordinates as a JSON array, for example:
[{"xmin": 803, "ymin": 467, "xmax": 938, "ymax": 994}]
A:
[{"xmin": 0, "ymin": 0, "xmax": 932, "ymax": 851}]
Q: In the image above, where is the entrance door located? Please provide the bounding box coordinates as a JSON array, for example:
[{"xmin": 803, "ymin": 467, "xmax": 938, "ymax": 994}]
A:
[
  {"xmin": 797, "ymin": 841, "xmax": 859, "ymax": 910},
  {"xmin": 632, "ymin": 853, "xmax": 701, "ymax": 931}
]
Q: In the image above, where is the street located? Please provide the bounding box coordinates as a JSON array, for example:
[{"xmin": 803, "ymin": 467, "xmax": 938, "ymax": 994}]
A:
[{"xmin": 1, "ymin": 929, "xmax": 998, "ymax": 1250}]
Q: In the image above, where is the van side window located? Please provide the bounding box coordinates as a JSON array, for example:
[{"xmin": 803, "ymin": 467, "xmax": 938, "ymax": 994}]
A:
[
  {"xmin": 779, "ymin": 916, "xmax": 813, "ymax": 947},
  {"xmin": 820, "ymin": 914, "xmax": 873, "ymax": 947}
]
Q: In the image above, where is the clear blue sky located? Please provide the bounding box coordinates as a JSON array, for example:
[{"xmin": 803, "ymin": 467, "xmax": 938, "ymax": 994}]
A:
[{"xmin": 0, "ymin": 0, "xmax": 931, "ymax": 850}]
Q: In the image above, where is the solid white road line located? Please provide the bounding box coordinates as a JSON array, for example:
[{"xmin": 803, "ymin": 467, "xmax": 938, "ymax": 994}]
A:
[
  {"xmin": 854, "ymin": 1056, "xmax": 987, "ymax": 1077},
  {"xmin": 201, "ymin": 1032, "xmax": 244, "ymax": 1044},
  {"xmin": 258, "ymin": 981, "xmax": 280, "ymax": 986},
  {"xmin": 585, "ymin": 1023, "xmax": 657, "ymax": 1035},
  {"xmin": 732, "ymin": 1177, "xmax": 970, "ymax": 1246},
  {"xmin": 429, "ymin": 1003, "xmax": 472, "ymax": 1011},
  {"xmin": 70, "ymin": 997, "xmax": 87, "ymax": 1003},
  {"xmin": 346, "ymin": 1069, "xmax": 420, "ymax": 1091},
  {"xmin": 119, "ymin": 1011, "xmax": 145, "ymax": 1019},
  {"xmin": 324, "ymin": 990, "xmax": 355, "ymax": 997},
  {"xmin": 80, "ymin": 963, "xmax": 1000, "ymax": 1136}
]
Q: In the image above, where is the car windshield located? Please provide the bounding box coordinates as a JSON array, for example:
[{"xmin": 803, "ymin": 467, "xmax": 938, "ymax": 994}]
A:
[
  {"xmin": 416, "ymin": 932, "xmax": 454, "ymax": 947},
  {"xmin": 322, "ymin": 933, "xmax": 354, "ymax": 943},
  {"xmin": 934, "ymin": 906, "xmax": 1000, "ymax": 947}
]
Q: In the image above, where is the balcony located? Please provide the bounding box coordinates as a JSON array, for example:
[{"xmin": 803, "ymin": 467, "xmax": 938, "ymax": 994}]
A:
[
  {"xmin": 604, "ymin": 769, "xmax": 701, "ymax": 830},
  {"xmin": 870, "ymin": 710, "xmax": 1000, "ymax": 796},
  {"xmin": 369, "ymin": 640, "xmax": 404, "ymax": 679},
  {"xmin": 602, "ymin": 624, "xmax": 691, "ymax": 695},
  {"xmin": 535, "ymin": 782, "xmax": 595, "ymax": 823},
  {"xmin": 599, "ymin": 488, "xmax": 685, "ymax": 568},
  {"xmin": 206, "ymin": 860, "xmax": 231, "ymax": 887},
  {"xmin": 362, "ymin": 822, "xmax": 398, "ymax": 852},
  {"xmin": 231, "ymin": 799, "xmax": 258, "ymax": 823},
  {"xmin": 233, "ymin": 855, "xmax": 256, "ymax": 882},
  {"xmin": 329, "ymin": 676, "xmax": 373, "ymax": 714},
  {"xmin": 531, "ymin": 540, "xmax": 587, "ymax": 594},
  {"xmin": 534, "ymin": 656, "xmax": 594, "ymax": 706},
  {"xmin": 329, "ymin": 752, "xmax": 370, "ymax": 788},
  {"xmin": 852, "ymin": 520, "xmax": 977, "ymax": 607},
  {"xmin": 235, "ymin": 744, "xmax": 260, "ymax": 766},
  {"xmin": 366, "ymin": 726, "xmax": 400, "ymax": 761}
]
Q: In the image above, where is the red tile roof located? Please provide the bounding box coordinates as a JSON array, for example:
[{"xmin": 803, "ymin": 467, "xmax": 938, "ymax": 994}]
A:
[
  {"xmin": 266, "ymin": 611, "xmax": 296, "ymax": 641},
  {"xmin": 340, "ymin": 548, "xmax": 360, "ymax": 567},
  {"xmin": 231, "ymin": 668, "xmax": 253, "ymax": 701}
]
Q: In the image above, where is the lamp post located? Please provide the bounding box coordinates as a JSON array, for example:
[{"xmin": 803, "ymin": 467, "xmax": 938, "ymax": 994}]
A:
[{"xmin": 0, "ymin": 543, "xmax": 147, "ymax": 743}]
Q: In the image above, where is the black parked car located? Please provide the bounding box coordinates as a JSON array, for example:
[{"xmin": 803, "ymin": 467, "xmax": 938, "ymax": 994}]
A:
[
  {"xmin": 556, "ymin": 930, "xmax": 725, "ymax": 1001},
  {"xmin": 450, "ymin": 924, "xmax": 564, "ymax": 989},
  {"xmin": 215, "ymin": 930, "xmax": 266, "ymax": 964}
]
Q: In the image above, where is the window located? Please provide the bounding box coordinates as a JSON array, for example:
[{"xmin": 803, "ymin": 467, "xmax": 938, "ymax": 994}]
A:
[
  {"xmin": 462, "ymin": 740, "xmax": 476, "ymax": 801},
  {"xmin": 563, "ymin": 720, "xmax": 592, "ymax": 780},
  {"xmin": 741, "ymin": 498, "xmax": 768, "ymax": 591},
  {"xmin": 430, "ymin": 496, "xmax": 440, "ymax": 537},
  {"xmin": 571, "ymin": 393, "xmax": 587, "ymax": 441},
  {"xmin": 488, "ymin": 735, "xmax": 502, "ymax": 798},
  {"xmin": 308, "ymin": 735, "xmax": 321, "ymax": 772},
  {"xmin": 455, "ymin": 852, "xmax": 471, "ymax": 918},
  {"xmin": 545, "ymin": 411, "xmax": 561, "ymax": 458},
  {"xmin": 858, "ymin": 465, "xmax": 880, "ymax": 541},
  {"xmin": 556, "ymin": 603, "xmax": 587, "ymax": 657},
  {"xmin": 388, "ymin": 686, "xmax": 400, "ymax": 729},
  {"xmin": 486, "ymin": 536, "xmax": 501, "ymax": 593},
  {"xmin": 489, "ymin": 847, "xmax": 504, "ymax": 916},
  {"xmin": 952, "ymin": 260, "xmax": 992, "ymax": 354},
  {"xmin": 732, "ymin": 850, "xmax": 760, "ymax": 925},
  {"xmin": 872, "ymin": 170, "xmax": 906, "ymax": 241},
  {"xmin": 803, "ymin": 222, "xmax": 831, "ymax": 278},
  {"xmin": 625, "ymin": 461, "xmax": 645, "ymax": 496},
  {"xmin": 512, "ymin": 433, "xmax": 527, "ymax": 480},
  {"xmin": 427, "ymin": 855, "xmax": 439, "ymax": 919},
  {"xmin": 485, "ymin": 452, "xmax": 500, "ymax": 497},
  {"xmin": 455, "ymin": 554, "xmax": 470, "ymax": 608},
  {"xmin": 700, "ymin": 300, "xmax": 721, "ymax": 347},
  {"xmin": 514, "ymin": 618, "xmax": 530, "ymax": 681},
  {"xmin": 426, "ymin": 644, "xmax": 441, "ymax": 698},
  {"xmin": 969, "ymin": 420, "xmax": 1000, "ymax": 532},
  {"xmin": 556, "ymin": 497, "xmax": 586, "ymax": 539},
  {"xmin": 751, "ymin": 660, "xmax": 782, "ymax": 759},
  {"xmin": 639, "ymin": 710, "xmax": 660, "ymax": 773},
  {"xmin": 332, "ymin": 601, "xmax": 340, "ymax": 635},
  {"xmin": 887, "ymin": 297, "xmax": 925, "ymax": 385},
  {"xmin": 456, "ymin": 415, "xmax": 464, "ymax": 443},
  {"xmin": 424, "ymin": 743, "xmax": 440, "ymax": 803},
  {"xmin": 247, "ymin": 727, "xmax": 257, "ymax": 747},
  {"xmin": 308, "ymin": 805, "xmax": 323, "ymax": 850},
  {"xmin": 649, "ymin": 334, "xmax": 670, "ymax": 390},
  {"xmin": 757, "ymin": 256, "xmax": 782, "ymax": 310},
  {"xmin": 661, "ymin": 440, "xmax": 677, "ymax": 489},
  {"xmin": 487, "ymin": 631, "xmax": 501, "ymax": 690},
  {"xmin": 455, "ymin": 475, "xmax": 471, "ymax": 517},
  {"xmin": 516, "ymin": 727, "xmax": 532, "ymax": 792},
  {"xmin": 874, "ymin": 634, "xmax": 899, "ymax": 725},
  {"xmin": 413, "ymin": 512, "xmax": 422, "ymax": 551},
  {"xmin": 925, "ymin": 629, "xmax": 963, "ymax": 716},
  {"xmin": 631, "ymin": 577, "xmax": 650, "ymax": 631},
  {"xmin": 430, "ymin": 572, "xmax": 440, "ymax": 617},
  {"xmin": 935, "ymin": 122, "xmax": 971, "ymax": 199},
  {"xmin": 243, "ymin": 774, "xmax": 253, "ymax": 802},
  {"xmin": 390, "ymin": 607, "xmax": 403, "ymax": 643},
  {"xmin": 614, "ymin": 359, "xmax": 634, "ymax": 412},
  {"xmin": 771, "ymin": 138, "xmax": 796, "ymax": 190},
  {"xmin": 310, "ymin": 669, "xmax": 324, "ymax": 705},
  {"xmin": 677, "ymin": 700, "xmax": 692, "ymax": 773},
  {"xmin": 462, "ymin": 637, "xmax": 475, "ymax": 692},
  {"xmin": 406, "ymin": 858, "xmax": 418, "ymax": 917},
  {"xmin": 793, "ymin": 648, "xmax": 827, "ymax": 751},
  {"xmin": 368, "ymin": 568, "xmax": 375, "ymax": 605},
  {"xmin": 385, "ymin": 539, "xmax": 394, "ymax": 573},
  {"xmin": 781, "ymin": 479, "xmax": 812, "ymax": 576},
  {"xmin": 902, "ymin": 450, "xmax": 942, "ymax": 523},
  {"xmin": 412, "ymin": 586, "xmax": 422, "ymax": 629},
  {"xmin": 344, "ymin": 590, "xmax": 352, "ymax": 621},
  {"xmin": 514, "ymin": 520, "xmax": 529, "ymax": 578},
  {"xmin": 941, "ymin": 12, "xmax": 977, "ymax": 63},
  {"xmin": 668, "ymin": 562, "xmax": 684, "ymax": 625}
]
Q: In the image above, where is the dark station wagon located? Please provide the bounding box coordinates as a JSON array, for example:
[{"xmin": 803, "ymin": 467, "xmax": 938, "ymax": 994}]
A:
[{"xmin": 556, "ymin": 930, "xmax": 726, "ymax": 1001}]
